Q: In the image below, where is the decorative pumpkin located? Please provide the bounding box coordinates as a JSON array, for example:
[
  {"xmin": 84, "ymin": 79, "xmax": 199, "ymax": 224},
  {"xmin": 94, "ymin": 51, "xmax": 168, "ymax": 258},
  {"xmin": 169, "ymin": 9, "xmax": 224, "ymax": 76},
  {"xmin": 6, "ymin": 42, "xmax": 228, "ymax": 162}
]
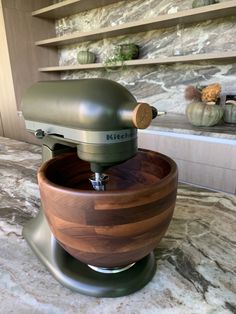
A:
[
  {"xmin": 186, "ymin": 101, "xmax": 224, "ymax": 126},
  {"xmin": 104, "ymin": 43, "xmax": 139, "ymax": 71},
  {"xmin": 77, "ymin": 50, "xmax": 96, "ymax": 64},
  {"xmin": 223, "ymin": 101, "xmax": 236, "ymax": 124}
]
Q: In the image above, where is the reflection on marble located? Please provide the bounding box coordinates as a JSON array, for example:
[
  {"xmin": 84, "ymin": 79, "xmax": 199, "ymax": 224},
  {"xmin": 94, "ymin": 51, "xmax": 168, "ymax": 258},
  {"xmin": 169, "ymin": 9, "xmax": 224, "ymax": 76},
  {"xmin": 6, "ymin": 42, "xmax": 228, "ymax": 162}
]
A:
[
  {"xmin": 0, "ymin": 136, "xmax": 236, "ymax": 313},
  {"xmin": 56, "ymin": 0, "xmax": 236, "ymax": 114},
  {"xmin": 149, "ymin": 113, "xmax": 236, "ymax": 139}
]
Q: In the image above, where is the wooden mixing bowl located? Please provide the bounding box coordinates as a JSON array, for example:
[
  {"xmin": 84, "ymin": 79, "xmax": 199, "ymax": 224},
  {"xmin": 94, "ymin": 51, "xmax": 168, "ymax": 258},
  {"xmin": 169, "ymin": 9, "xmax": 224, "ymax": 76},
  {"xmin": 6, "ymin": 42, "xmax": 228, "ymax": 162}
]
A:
[{"xmin": 38, "ymin": 149, "xmax": 178, "ymax": 268}]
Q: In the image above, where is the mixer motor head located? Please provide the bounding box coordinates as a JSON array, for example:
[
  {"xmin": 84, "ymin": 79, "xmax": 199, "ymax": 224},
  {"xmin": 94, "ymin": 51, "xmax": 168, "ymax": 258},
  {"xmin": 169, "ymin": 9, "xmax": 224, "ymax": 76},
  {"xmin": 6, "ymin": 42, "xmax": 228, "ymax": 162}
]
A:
[{"xmin": 22, "ymin": 79, "xmax": 157, "ymax": 190}]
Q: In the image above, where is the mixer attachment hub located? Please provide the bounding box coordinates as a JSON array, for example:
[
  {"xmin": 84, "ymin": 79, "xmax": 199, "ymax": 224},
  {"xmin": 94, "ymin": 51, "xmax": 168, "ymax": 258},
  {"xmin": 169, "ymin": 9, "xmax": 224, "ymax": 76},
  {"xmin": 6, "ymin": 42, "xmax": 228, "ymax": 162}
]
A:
[{"xmin": 89, "ymin": 173, "xmax": 109, "ymax": 191}]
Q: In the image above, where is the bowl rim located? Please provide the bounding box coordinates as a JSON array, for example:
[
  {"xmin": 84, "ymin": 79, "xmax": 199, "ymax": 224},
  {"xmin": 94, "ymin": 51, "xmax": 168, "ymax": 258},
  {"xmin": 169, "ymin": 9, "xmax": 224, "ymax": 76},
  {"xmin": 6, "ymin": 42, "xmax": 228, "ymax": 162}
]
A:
[{"xmin": 37, "ymin": 148, "xmax": 178, "ymax": 196}]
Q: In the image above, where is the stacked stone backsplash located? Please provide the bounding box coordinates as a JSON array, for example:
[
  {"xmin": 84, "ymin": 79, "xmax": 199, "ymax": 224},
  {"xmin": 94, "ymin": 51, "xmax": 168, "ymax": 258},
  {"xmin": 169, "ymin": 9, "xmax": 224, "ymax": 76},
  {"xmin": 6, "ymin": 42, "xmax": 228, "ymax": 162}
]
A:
[{"xmin": 55, "ymin": 0, "xmax": 236, "ymax": 113}]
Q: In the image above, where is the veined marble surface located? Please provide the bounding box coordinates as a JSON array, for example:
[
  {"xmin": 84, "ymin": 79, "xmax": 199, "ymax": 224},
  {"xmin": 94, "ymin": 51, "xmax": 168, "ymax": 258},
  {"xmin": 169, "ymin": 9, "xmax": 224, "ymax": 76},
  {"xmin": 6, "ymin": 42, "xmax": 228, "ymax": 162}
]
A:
[
  {"xmin": 0, "ymin": 136, "xmax": 236, "ymax": 313},
  {"xmin": 55, "ymin": 0, "xmax": 236, "ymax": 114},
  {"xmin": 147, "ymin": 113, "xmax": 236, "ymax": 140}
]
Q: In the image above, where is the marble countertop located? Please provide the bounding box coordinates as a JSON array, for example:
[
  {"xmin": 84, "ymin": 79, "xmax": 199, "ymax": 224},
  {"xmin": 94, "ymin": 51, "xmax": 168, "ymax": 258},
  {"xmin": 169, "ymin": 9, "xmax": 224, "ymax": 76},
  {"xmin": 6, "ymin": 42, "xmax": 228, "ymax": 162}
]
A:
[
  {"xmin": 147, "ymin": 114, "xmax": 236, "ymax": 140},
  {"xmin": 0, "ymin": 136, "xmax": 236, "ymax": 314}
]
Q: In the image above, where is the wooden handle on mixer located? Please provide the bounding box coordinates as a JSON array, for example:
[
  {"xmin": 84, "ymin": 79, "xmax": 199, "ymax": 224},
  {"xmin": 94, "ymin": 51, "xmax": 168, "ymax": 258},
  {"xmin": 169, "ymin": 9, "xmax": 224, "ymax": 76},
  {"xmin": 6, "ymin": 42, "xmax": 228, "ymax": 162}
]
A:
[{"xmin": 132, "ymin": 103, "xmax": 153, "ymax": 129}]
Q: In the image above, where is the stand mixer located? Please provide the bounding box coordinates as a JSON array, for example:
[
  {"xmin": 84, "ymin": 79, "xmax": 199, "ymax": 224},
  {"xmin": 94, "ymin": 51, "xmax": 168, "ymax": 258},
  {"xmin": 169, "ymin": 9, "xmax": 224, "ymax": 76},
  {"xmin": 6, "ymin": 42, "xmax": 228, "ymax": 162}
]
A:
[{"xmin": 22, "ymin": 78, "xmax": 178, "ymax": 297}]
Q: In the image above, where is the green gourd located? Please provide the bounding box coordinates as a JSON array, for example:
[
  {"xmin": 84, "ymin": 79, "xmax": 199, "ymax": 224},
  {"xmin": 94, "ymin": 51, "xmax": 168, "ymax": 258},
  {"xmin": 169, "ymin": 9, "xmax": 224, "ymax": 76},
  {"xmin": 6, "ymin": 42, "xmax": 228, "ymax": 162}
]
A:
[
  {"xmin": 192, "ymin": 0, "xmax": 219, "ymax": 8},
  {"xmin": 223, "ymin": 103, "xmax": 236, "ymax": 124},
  {"xmin": 77, "ymin": 51, "xmax": 96, "ymax": 64},
  {"xmin": 186, "ymin": 101, "xmax": 224, "ymax": 126}
]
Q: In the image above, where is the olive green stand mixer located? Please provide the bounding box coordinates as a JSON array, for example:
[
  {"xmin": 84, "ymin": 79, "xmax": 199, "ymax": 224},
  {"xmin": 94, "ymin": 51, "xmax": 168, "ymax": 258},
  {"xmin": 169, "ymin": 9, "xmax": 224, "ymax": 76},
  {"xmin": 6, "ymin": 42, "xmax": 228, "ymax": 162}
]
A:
[{"xmin": 22, "ymin": 78, "xmax": 159, "ymax": 297}]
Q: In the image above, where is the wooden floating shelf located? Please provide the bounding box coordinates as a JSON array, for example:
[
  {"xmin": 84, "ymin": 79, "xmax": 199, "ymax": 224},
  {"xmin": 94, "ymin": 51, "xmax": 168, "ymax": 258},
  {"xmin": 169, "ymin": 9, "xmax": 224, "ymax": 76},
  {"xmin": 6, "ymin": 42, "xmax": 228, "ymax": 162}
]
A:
[
  {"xmin": 32, "ymin": 0, "xmax": 123, "ymax": 19},
  {"xmin": 35, "ymin": 1, "xmax": 236, "ymax": 47},
  {"xmin": 38, "ymin": 51, "xmax": 236, "ymax": 72}
]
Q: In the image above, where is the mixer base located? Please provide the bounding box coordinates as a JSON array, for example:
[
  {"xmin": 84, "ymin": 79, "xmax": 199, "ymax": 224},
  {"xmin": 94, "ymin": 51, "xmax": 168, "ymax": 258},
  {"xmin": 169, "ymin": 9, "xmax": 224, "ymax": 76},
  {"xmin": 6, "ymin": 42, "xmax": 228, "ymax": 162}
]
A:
[{"xmin": 23, "ymin": 209, "xmax": 157, "ymax": 297}]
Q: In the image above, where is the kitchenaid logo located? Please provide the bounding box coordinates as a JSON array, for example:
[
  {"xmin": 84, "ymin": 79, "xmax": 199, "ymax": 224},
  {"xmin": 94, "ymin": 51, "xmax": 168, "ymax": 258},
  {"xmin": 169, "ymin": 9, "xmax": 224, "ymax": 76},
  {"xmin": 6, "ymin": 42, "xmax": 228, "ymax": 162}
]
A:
[{"xmin": 106, "ymin": 131, "xmax": 135, "ymax": 142}]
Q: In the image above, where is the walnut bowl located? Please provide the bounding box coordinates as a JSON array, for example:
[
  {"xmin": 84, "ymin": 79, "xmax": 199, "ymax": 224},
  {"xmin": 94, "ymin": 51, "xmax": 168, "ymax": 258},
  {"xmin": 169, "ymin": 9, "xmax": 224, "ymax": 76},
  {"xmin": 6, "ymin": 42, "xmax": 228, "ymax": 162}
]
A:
[{"xmin": 38, "ymin": 149, "xmax": 178, "ymax": 268}]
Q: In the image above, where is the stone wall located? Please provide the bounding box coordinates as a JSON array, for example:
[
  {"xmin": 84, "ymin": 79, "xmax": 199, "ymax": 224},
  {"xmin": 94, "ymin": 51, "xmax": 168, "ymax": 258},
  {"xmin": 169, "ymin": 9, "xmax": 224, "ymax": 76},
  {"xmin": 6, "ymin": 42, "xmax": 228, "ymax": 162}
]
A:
[{"xmin": 55, "ymin": 0, "xmax": 236, "ymax": 113}]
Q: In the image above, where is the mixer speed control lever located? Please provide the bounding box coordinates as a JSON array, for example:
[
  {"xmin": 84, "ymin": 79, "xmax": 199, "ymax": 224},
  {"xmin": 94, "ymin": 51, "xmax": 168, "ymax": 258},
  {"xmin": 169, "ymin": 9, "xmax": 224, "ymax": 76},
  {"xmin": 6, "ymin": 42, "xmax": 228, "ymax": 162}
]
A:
[{"xmin": 34, "ymin": 129, "xmax": 45, "ymax": 139}]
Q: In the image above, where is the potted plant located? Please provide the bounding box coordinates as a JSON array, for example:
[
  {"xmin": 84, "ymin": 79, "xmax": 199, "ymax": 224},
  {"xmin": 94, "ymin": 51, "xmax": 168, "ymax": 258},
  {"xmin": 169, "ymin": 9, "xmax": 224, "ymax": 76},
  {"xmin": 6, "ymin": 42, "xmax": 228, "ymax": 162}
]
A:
[
  {"xmin": 104, "ymin": 43, "xmax": 139, "ymax": 70},
  {"xmin": 118, "ymin": 43, "xmax": 139, "ymax": 59}
]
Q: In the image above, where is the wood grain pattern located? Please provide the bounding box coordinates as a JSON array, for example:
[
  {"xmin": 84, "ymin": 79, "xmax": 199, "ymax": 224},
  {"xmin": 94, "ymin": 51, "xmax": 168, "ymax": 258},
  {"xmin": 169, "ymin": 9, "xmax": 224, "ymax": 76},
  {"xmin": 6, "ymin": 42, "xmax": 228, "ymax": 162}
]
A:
[
  {"xmin": 32, "ymin": 0, "xmax": 125, "ymax": 19},
  {"xmin": 0, "ymin": 0, "xmax": 58, "ymax": 142},
  {"xmin": 38, "ymin": 149, "xmax": 178, "ymax": 268},
  {"xmin": 3, "ymin": 4, "xmax": 58, "ymax": 109},
  {"xmin": 0, "ymin": 4, "xmax": 20, "ymax": 140},
  {"xmin": 35, "ymin": 1, "xmax": 236, "ymax": 47},
  {"xmin": 1, "ymin": 0, "xmax": 53, "ymax": 11},
  {"xmin": 0, "ymin": 112, "xmax": 4, "ymax": 136},
  {"xmin": 175, "ymin": 158, "xmax": 236, "ymax": 194},
  {"xmin": 138, "ymin": 132, "xmax": 236, "ymax": 194},
  {"xmin": 138, "ymin": 132, "xmax": 236, "ymax": 170}
]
